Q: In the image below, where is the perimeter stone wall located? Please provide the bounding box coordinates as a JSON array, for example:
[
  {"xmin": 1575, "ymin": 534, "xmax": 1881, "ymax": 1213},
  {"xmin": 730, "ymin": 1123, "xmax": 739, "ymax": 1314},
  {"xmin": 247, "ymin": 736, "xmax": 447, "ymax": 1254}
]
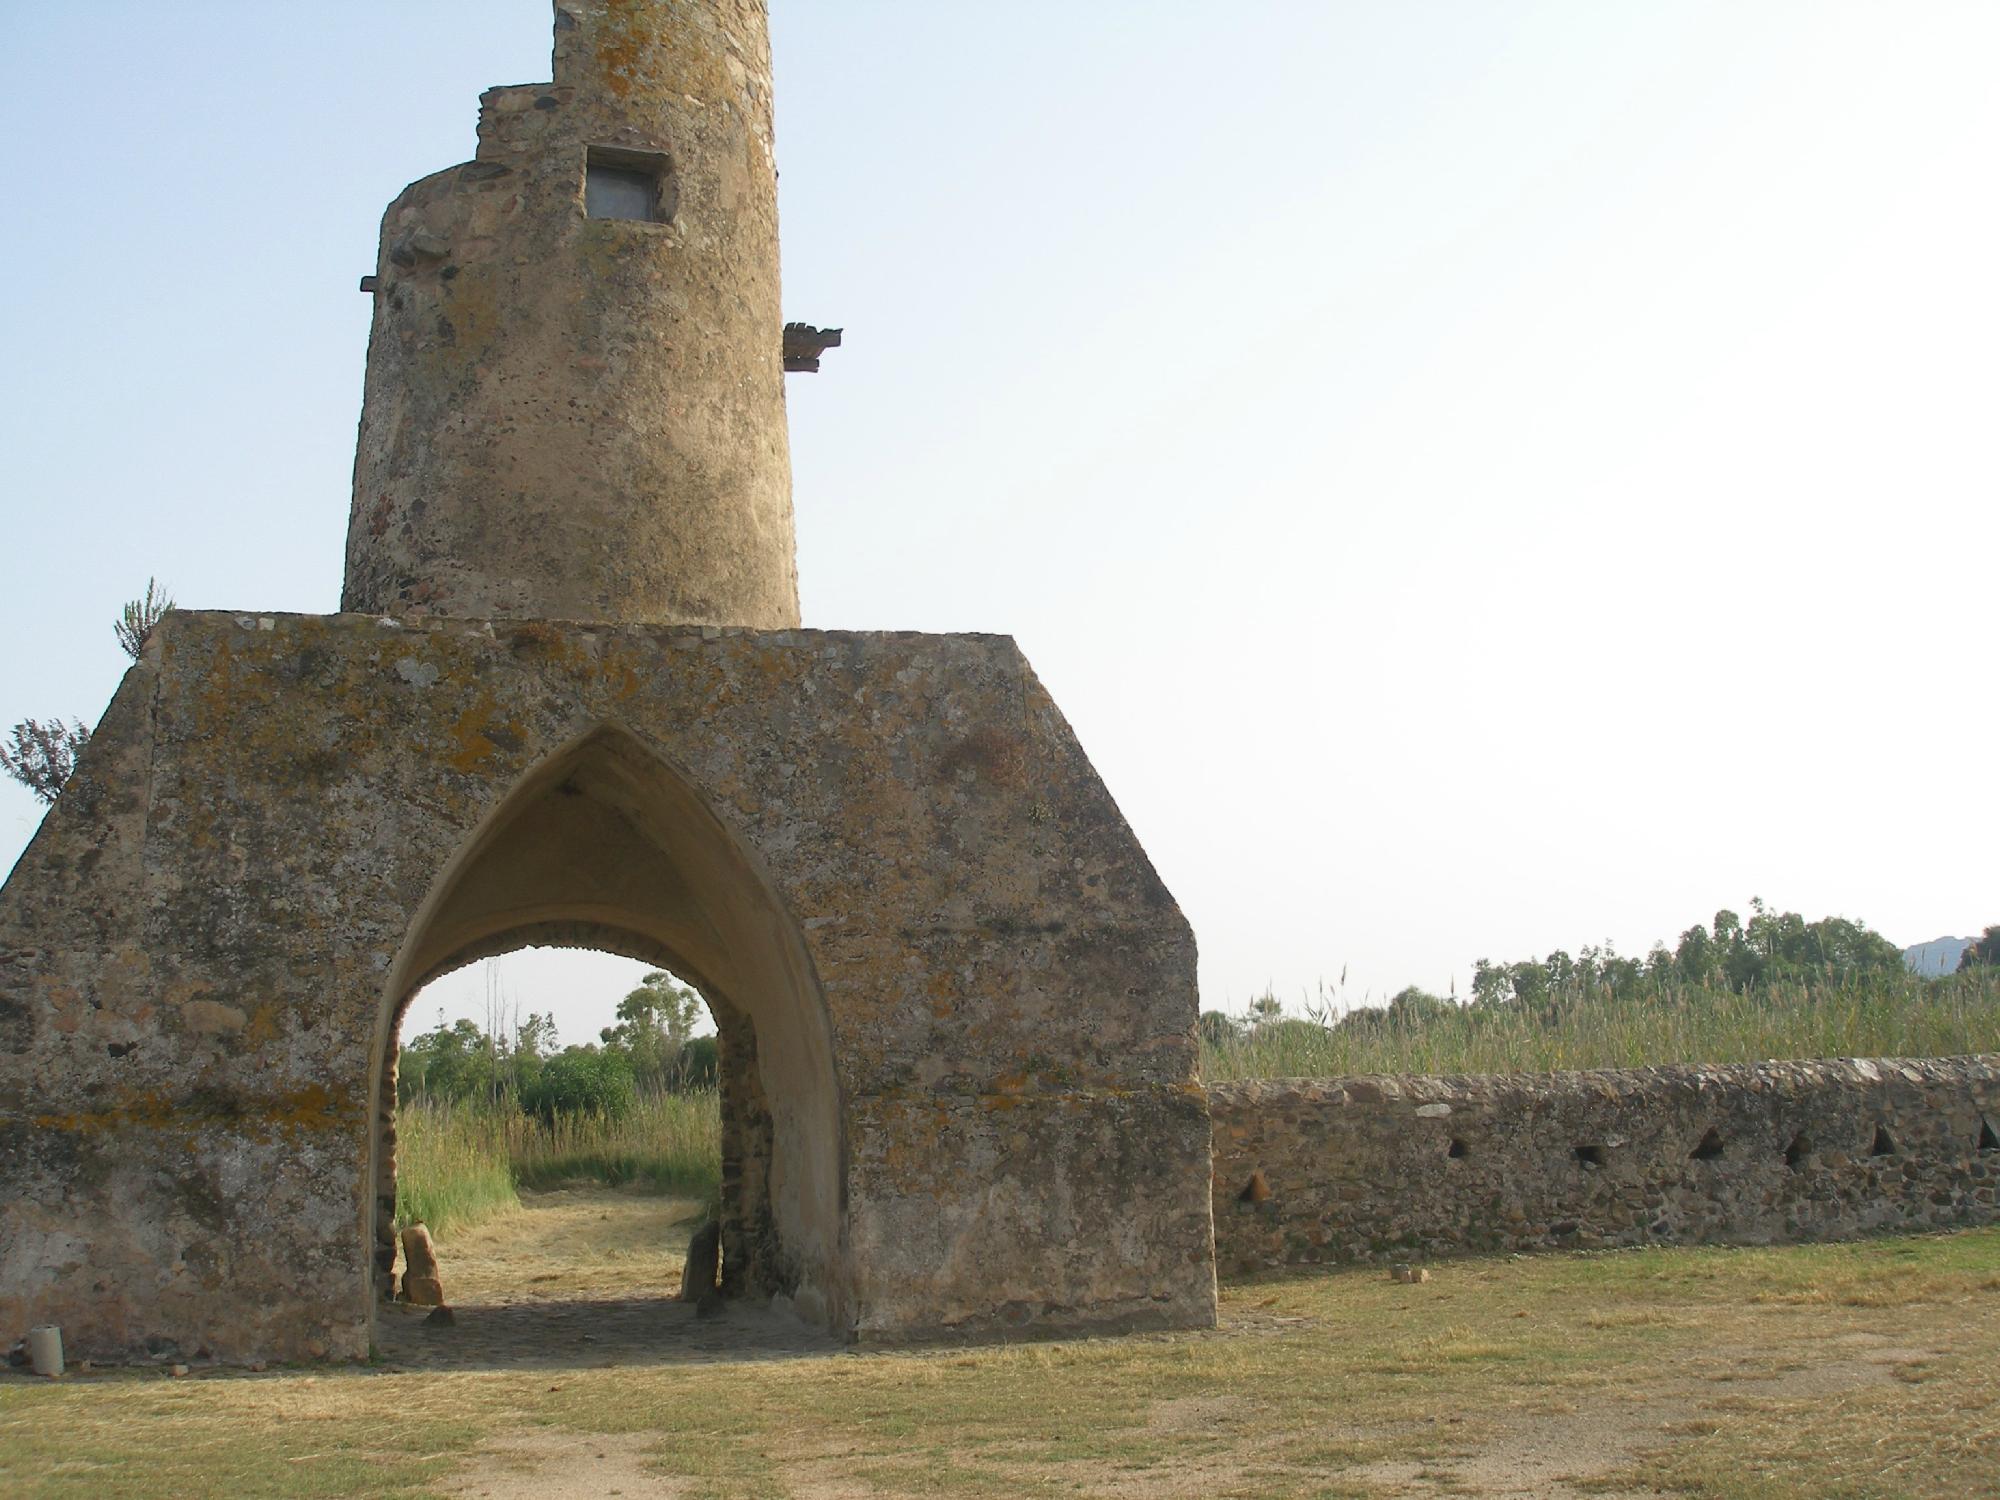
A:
[{"xmin": 1210, "ymin": 1057, "xmax": 2000, "ymax": 1276}]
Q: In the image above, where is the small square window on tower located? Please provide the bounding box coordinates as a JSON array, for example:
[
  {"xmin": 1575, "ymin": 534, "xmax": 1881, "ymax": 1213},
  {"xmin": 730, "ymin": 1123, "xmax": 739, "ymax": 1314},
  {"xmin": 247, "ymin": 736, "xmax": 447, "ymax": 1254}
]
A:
[{"xmin": 585, "ymin": 147, "xmax": 674, "ymax": 223}]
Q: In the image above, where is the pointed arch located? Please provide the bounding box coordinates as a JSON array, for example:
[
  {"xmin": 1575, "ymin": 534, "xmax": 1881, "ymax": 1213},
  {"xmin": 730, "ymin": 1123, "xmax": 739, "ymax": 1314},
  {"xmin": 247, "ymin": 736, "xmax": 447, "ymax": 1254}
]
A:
[{"xmin": 365, "ymin": 722, "xmax": 848, "ymax": 1331}]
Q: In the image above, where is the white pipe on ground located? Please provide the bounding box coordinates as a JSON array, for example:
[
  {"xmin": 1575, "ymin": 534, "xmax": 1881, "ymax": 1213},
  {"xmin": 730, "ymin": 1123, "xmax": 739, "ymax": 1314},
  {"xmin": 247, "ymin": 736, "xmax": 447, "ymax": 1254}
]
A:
[{"xmin": 27, "ymin": 1324, "xmax": 62, "ymax": 1378}]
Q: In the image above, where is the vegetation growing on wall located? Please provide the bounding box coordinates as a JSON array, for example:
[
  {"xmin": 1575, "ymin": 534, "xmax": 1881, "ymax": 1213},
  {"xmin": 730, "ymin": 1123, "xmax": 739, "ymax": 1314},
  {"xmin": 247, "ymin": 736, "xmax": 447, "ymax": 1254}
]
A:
[
  {"xmin": 2, "ymin": 580, "xmax": 170, "ymax": 804},
  {"xmin": 0, "ymin": 718, "xmax": 90, "ymax": 805},
  {"xmin": 112, "ymin": 577, "xmax": 173, "ymax": 662}
]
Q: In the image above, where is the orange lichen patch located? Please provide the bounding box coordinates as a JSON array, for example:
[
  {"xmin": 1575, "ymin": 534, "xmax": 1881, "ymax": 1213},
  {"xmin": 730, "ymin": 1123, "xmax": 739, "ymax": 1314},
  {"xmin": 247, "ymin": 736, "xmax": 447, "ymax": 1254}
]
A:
[
  {"xmin": 269, "ymin": 1082, "xmax": 353, "ymax": 1134},
  {"xmin": 438, "ymin": 268, "xmax": 502, "ymax": 365},
  {"xmin": 592, "ymin": 0, "xmax": 669, "ymax": 100},
  {"xmin": 34, "ymin": 1082, "xmax": 358, "ymax": 1141},
  {"xmin": 33, "ymin": 1090, "xmax": 178, "ymax": 1134},
  {"xmin": 591, "ymin": 0, "xmax": 727, "ymax": 103},
  {"xmin": 447, "ymin": 695, "xmax": 516, "ymax": 771}
]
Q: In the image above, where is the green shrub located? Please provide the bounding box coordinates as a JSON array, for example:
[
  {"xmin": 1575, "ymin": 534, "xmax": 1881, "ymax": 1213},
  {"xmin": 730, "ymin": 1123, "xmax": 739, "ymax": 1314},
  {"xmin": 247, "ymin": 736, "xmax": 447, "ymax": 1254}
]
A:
[
  {"xmin": 520, "ymin": 1048, "xmax": 635, "ymax": 1123},
  {"xmin": 1959, "ymin": 926, "xmax": 2000, "ymax": 972},
  {"xmin": 676, "ymin": 1034, "xmax": 719, "ymax": 1091}
]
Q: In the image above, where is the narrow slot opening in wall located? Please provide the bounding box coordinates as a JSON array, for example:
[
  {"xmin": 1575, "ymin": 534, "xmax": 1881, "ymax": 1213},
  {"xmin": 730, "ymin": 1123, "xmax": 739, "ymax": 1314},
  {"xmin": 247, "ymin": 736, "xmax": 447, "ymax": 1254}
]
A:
[
  {"xmin": 1870, "ymin": 1124, "xmax": 1897, "ymax": 1157},
  {"xmin": 1690, "ymin": 1127, "xmax": 1724, "ymax": 1162},
  {"xmin": 1979, "ymin": 1117, "xmax": 1999, "ymax": 1152},
  {"xmin": 1447, "ymin": 1138, "xmax": 1468, "ymax": 1160},
  {"xmin": 1574, "ymin": 1144, "xmax": 1606, "ymax": 1168},
  {"xmin": 1783, "ymin": 1132, "xmax": 1812, "ymax": 1171}
]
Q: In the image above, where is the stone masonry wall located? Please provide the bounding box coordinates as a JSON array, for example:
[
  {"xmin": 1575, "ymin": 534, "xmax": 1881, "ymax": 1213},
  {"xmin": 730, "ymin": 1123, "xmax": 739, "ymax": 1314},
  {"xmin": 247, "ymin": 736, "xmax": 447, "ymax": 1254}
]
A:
[
  {"xmin": 0, "ymin": 611, "xmax": 1214, "ymax": 1361},
  {"xmin": 1210, "ymin": 1057, "xmax": 2000, "ymax": 1276}
]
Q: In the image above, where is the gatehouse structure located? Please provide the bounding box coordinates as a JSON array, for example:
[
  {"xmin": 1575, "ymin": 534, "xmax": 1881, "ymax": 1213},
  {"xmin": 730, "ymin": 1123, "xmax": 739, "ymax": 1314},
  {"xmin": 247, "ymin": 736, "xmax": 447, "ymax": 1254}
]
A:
[
  {"xmin": 11, "ymin": 0, "xmax": 1990, "ymax": 1375},
  {"xmin": 0, "ymin": 0, "xmax": 1217, "ymax": 1362}
]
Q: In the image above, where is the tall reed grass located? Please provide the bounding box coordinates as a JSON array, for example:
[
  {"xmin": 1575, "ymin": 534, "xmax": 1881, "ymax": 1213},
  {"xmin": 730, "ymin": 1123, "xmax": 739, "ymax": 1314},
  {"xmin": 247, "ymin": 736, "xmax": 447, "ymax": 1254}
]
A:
[
  {"xmin": 511, "ymin": 1090, "xmax": 721, "ymax": 1198},
  {"xmin": 1204, "ymin": 969, "xmax": 2000, "ymax": 1082},
  {"xmin": 396, "ymin": 1090, "xmax": 722, "ymax": 1236},
  {"xmin": 395, "ymin": 1101, "xmax": 519, "ymax": 1236}
]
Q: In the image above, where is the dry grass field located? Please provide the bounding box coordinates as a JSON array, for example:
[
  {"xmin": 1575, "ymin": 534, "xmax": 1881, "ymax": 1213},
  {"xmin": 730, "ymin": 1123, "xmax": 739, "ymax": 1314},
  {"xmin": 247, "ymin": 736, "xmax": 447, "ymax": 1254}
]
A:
[{"xmin": 4, "ymin": 1192, "xmax": 1996, "ymax": 1499}]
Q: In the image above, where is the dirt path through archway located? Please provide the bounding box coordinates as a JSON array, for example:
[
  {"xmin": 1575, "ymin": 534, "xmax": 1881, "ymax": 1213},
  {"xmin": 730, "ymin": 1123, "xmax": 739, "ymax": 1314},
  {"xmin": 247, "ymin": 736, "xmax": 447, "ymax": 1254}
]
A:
[{"xmin": 377, "ymin": 1189, "xmax": 842, "ymax": 1373}]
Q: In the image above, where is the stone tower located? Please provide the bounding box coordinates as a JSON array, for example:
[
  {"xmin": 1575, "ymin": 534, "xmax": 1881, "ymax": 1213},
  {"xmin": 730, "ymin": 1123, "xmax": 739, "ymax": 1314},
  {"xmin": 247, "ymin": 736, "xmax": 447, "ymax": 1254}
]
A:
[
  {"xmin": 0, "ymin": 0, "xmax": 1216, "ymax": 1364},
  {"xmin": 343, "ymin": 0, "xmax": 798, "ymax": 627}
]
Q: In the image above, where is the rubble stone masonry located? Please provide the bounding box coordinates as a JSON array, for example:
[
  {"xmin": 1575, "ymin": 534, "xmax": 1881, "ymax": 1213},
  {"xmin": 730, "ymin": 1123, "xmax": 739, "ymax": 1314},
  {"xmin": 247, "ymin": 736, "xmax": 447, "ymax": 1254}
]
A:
[
  {"xmin": 0, "ymin": 612, "xmax": 1214, "ymax": 1361},
  {"xmin": 1210, "ymin": 1057, "xmax": 2000, "ymax": 1275}
]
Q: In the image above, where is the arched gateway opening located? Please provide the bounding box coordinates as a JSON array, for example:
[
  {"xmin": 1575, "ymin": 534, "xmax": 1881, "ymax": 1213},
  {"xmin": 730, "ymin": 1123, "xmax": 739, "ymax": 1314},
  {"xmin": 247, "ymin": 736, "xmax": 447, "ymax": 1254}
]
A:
[{"xmin": 364, "ymin": 725, "xmax": 847, "ymax": 1339}]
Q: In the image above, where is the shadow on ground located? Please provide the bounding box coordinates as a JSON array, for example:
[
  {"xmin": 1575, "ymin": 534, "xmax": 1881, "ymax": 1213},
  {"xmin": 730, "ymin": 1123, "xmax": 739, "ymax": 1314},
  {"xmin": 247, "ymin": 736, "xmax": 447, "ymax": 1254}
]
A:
[
  {"xmin": 373, "ymin": 1186, "xmax": 845, "ymax": 1372},
  {"xmin": 373, "ymin": 1295, "xmax": 846, "ymax": 1372}
]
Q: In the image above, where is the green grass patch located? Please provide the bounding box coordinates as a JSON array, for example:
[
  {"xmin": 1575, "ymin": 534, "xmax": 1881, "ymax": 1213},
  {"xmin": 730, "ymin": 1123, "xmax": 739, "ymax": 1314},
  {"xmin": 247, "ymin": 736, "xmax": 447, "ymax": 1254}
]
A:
[{"xmin": 8, "ymin": 1228, "xmax": 1999, "ymax": 1498}]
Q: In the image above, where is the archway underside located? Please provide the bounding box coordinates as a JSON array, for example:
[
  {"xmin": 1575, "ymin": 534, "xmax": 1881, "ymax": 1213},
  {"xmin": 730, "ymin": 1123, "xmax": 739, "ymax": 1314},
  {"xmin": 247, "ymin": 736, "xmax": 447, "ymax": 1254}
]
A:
[{"xmin": 369, "ymin": 727, "xmax": 846, "ymax": 1333}]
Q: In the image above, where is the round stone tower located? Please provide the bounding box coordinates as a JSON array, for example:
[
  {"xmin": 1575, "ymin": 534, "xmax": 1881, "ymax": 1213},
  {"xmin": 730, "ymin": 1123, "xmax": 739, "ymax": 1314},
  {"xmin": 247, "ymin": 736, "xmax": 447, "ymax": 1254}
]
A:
[{"xmin": 343, "ymin": 0, "xmax": 799, "ymax": 627}]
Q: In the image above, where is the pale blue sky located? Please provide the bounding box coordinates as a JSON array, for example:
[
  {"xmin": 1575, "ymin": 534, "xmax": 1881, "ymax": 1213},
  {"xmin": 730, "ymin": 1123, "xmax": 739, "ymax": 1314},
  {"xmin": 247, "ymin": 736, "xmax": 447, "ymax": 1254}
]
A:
[{"xmin": 3, "ymin": 2, "xmax": 1994, "ymax": 1049}]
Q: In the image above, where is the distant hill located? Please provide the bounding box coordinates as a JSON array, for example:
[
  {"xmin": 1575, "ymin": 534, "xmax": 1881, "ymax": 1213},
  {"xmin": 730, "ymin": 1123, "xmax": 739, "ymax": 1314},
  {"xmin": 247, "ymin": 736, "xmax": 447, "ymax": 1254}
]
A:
[{"xmin": 1904, "ymin": 936, "xmax": 1976, "ymax": 977}]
